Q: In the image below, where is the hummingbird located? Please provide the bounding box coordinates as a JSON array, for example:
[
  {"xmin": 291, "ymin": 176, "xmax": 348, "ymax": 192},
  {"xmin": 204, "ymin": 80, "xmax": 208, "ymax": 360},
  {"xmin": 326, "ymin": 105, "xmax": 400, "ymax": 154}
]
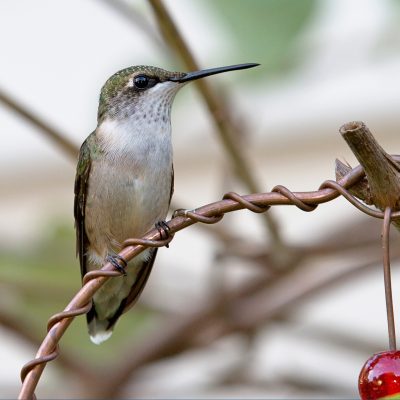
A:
[{"xmin": 74, "ymin": 62, "xmax": 259, "ymax": 344}]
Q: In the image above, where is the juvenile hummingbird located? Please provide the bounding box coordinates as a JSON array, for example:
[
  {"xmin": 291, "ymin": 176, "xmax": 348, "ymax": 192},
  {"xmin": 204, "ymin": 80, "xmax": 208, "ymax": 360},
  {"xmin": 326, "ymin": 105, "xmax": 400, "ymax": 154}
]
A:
[{"xmin": 74, "ymin": 63, "xmax": 258, "ymax": 344}]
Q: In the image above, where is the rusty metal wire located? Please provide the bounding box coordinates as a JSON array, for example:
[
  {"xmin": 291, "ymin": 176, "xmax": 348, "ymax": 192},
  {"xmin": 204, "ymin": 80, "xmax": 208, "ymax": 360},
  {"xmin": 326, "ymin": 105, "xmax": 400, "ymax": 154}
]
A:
[
  {"xmin": 382, "ymin": 207, "xmax": 396, "ymax": 351},
  {"xmin": 18, "ymin": 157, "xmax": 400, "ymax": 399}
]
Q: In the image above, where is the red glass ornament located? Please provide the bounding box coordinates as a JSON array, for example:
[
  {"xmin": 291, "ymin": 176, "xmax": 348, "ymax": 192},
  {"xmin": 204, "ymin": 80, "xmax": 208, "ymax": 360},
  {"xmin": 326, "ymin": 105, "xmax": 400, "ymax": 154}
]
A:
[{"xmin": 359, "ymin": 351, "xmax": 400, "ymax": 399}]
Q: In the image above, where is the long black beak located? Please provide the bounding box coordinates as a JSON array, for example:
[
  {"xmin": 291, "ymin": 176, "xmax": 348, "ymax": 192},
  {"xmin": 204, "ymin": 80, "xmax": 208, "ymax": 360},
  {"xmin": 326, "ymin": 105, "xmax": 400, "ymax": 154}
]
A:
[{"xmin": 169, "ymin": 63, "xmax": 259, "ymax": 83}]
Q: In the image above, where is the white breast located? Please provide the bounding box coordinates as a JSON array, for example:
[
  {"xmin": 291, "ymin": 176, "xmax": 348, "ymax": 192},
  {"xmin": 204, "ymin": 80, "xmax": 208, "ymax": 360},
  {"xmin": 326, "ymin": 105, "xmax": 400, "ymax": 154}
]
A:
[{"xmin": 85, "ymin": 109, "xmax": 173, "ymax": 260}]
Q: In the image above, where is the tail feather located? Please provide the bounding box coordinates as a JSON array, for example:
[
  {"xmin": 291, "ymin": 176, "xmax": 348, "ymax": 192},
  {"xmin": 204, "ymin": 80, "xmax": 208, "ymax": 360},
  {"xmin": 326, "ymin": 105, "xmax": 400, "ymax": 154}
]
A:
[
  {"xmin": 88, "ymin": 316, "xmax": 113, "ymax": 345},
  {"xmin": 86, "ymin": 299, "xmax": 127, "ymax": 345},
  {"xmin": 87, "ymin": 303, "xmax": 113, "ymax": 345},
  {"xmin": 85, "ymin": 249, "xmax": 157, "ymax": 344}
]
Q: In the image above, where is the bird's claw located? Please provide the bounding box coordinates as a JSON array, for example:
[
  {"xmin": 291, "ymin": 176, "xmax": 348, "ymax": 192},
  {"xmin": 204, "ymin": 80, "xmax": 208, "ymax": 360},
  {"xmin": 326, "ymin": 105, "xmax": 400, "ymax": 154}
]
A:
[
  {"xmin": 106, "ymin": 255, "xmax": 127, "ymax": 276},
  {"xmin": 155, "ymin": 220, "xmax": 171, "ymax": 248}
]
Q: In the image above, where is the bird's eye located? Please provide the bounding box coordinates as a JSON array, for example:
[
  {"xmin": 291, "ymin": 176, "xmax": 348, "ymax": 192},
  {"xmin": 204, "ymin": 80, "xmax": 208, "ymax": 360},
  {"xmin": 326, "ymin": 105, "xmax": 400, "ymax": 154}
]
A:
[{"xmin": 134, "ymin": 75, "xmax": 150, "ymax": 89}]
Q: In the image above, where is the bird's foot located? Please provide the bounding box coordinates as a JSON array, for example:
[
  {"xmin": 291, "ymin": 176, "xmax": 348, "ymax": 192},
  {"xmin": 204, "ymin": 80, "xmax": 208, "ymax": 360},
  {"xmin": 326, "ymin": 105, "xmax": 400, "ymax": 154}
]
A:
[
  {"xmin": 155, "ymin": 220, "xmax": 171, "ymax": 248},
  {"xmin": 106, "ymin": 254, "xmax": 127, "ymax": 276}
]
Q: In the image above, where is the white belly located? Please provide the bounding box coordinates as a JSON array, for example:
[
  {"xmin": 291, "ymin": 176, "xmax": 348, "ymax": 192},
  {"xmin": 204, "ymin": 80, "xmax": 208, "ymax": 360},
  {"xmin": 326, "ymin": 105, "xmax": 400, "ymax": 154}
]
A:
[{"xmin": 85, "ymin": 156, "xmax": 172, "ymax": 261}]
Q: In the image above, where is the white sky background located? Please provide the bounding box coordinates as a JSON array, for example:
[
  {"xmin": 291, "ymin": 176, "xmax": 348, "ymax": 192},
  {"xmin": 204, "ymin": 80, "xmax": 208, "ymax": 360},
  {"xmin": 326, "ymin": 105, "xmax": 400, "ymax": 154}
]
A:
[
  {"xmin": 1, "ymin": 0, "xmax": 400, "ymax": 397},
  {"xmin": 0, "ymin": 0, "xmax": 399, "ymax": 167},
  {"xmin": 0, "ymin": 0, "xmax": 228, "ymax": 164},
  {"xmin": 0, "ymin": 0, "xmax": 399, "ymax": 244}
]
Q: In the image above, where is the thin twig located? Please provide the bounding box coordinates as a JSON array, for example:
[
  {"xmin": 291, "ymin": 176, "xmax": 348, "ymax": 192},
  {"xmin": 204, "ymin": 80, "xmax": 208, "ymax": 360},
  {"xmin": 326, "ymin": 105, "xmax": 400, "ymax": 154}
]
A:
[{"xmin": 0, "ymin": 88, "xmax": 78, "ymax": 159}]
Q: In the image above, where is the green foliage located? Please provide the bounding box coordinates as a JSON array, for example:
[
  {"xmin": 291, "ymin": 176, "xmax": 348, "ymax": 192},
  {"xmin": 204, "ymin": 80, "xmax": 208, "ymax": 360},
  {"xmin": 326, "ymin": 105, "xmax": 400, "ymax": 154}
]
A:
[
  {"xmin": 206, "ymin": 0, "xmax": 315, "ymax": 76},
  {"xmin": 0, "ymin": 220, "xmax": 157, "ymax": 367}
]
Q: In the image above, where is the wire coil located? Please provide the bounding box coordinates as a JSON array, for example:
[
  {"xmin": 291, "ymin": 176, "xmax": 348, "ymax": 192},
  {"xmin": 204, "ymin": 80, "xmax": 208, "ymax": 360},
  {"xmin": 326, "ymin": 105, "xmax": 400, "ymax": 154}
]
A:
[{"xmin": 19, "ymin": 167, "xmax": 400, "ymax": 399}]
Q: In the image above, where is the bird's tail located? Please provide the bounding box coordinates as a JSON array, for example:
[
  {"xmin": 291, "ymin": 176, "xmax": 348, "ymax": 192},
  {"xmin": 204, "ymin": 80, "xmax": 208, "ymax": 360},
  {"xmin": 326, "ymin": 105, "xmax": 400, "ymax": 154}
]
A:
[{"xmin": 87, "ymin": 305, "xmax": 113, "ymax": 345}]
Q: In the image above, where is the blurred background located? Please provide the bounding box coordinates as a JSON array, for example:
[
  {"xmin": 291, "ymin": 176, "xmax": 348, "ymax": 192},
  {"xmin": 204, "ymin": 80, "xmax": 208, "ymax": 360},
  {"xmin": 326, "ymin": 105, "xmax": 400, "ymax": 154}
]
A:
[{"xmin": 1, "ymin": 0, "xmax": 400, "ymax": 398}]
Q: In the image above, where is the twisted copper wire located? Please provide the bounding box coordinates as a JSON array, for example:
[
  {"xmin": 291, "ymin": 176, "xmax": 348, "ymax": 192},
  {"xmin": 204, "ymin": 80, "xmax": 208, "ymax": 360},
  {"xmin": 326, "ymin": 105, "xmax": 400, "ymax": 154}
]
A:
[
  {"xmin": 19, "ymin": 164, "xmax": 400, "ymax": 399},
  {"xmin": 271, "ymin": 185, "xmax": 317, "ymax": 212},
  {"xmin": 47, "ymin": 303, "xmax": 93, "ymax": 332},
  {"xmin": 20, "ymin": 350, "xmax": 58, "ymax": 383},
  {"xmin": 173, "ymin": 208, "xmax": 224, "ymax": 224},
  {"xmin": 223, "ymin": 191, "xmax": 269, "ymax": 213},
  {"xmin": 320, "ymin": 180, "xmax": 400, "ymax": 220},
  {"xmin": 82, "ymin": 269, "xmax": 121, "ymax": 286}
]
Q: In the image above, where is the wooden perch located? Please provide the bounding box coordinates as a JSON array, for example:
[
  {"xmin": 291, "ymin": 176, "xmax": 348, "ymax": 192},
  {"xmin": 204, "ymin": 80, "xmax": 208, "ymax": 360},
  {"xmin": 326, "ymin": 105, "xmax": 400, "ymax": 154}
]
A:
[
  {"xmin": 335, "ymin": 159, "xmax": 373, "ymax": 205},
  {"xmin": 336, "ymin": 121, "xmax": 400, "ymax": 226}
]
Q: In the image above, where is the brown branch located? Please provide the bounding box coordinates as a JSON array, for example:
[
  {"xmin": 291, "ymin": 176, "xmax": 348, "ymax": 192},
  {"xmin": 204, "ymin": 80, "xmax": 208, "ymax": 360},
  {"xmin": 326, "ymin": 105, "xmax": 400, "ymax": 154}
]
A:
[
  {"xmin": 276, "ymin": 318, "xmax": 383, "ymax": 355},
  {"xmin": 147, "ymin": 0, "xmax": 283, "ymax": 246},
  {"xmin": 219, "ymin": 215, "xmax": 387, "ymax": 266},
  {"xmin": 98, "ymin": 0, "xmax": 166, "ymax": 52},
  {"xmin": 0, "ymin": 310, "xmax": 96, "ymax": 385},
  {"xmin": 335, "ymin": 159, "xmax": 373, "ymax": 204},
  {"xmin": 0, "ymin": 88, "xmax": 78, "ymax": 159},
  {"xmin": 339, "ymin": 121, "xmax": 400, "ymax": 210}
]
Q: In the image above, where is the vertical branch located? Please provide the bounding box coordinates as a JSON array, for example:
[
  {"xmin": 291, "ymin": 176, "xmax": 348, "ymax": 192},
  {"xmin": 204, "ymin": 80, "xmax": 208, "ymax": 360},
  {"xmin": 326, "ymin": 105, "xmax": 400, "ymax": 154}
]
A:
[
  {"xmin": 339, "ymin": 122, "xmax": 400, "ymax": 210},
  {"xmin": 148, "ymin": 0, "xmax": 283, "ymax": 246}
]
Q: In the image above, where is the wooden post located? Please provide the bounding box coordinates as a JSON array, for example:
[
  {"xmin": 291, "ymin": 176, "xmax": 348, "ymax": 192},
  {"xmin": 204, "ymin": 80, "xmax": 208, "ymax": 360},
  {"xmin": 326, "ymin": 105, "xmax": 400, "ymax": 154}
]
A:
[{"xmin": 338, "ymin": 121, "xmax": 400, "ymax": 211}]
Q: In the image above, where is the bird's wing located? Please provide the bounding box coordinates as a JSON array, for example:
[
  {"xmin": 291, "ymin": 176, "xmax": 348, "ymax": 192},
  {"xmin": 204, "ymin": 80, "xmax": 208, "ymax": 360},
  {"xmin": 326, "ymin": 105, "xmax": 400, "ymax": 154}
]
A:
[
  {"xmin": 122, "ymin": 165, "xmax": 174, "ymax": 314},
  {"xmin": 74, "ymin": 134, "xmax": 94, "ymax": 279},
  {"xmin": 169, "ymin": 163, "xmax": 174, "ymax": 203},
  {"xmin": 121, "ymin": 248, "xmax": 158, "ymax": 314}
]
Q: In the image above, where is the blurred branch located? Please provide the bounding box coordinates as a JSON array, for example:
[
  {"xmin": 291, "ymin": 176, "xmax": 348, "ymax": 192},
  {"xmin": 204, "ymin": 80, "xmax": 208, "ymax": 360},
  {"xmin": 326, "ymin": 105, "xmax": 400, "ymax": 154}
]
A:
[
  {"xmin": 273, "ymin": 375, "xmax": 351, "ymax": 397},
  {"xmin": 147, "ymin": 0, "xmax": 283, "ymax": 247},
  {"xmin": 242, "ymin": 215, "xmax": 391, "ymax": 266},
  {"xmin": 0, "ymin": 87, "xmax": 78, "ymax": 159},
  {"xmin": 293, "ymin": 322, "xmax": 384, "ymax": 355},
  {"xmin": 214, "ymin": 362, "xmax": 351, "ymax": 398},
  {"xmin": 100, "ymin": 249, "xmax": 396, "ymax": 398},
  {"xmin": 86, "ymin": 157, "xmax": 396, "ymax": 396},
  {"xmin": 0, "ymin": 310, "xmax": 96, "ymax": 385},
  {"xmin": 98, "ymin": 0, "xmax": 166, "ymax": 52}
]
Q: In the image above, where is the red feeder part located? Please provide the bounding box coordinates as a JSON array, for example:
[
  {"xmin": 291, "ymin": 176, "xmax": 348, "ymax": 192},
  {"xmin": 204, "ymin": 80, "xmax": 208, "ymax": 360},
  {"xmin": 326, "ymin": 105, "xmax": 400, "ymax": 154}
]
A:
[{"xmin": 359, "ymin": 351, "xmax": 400, "ymax": 399}]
